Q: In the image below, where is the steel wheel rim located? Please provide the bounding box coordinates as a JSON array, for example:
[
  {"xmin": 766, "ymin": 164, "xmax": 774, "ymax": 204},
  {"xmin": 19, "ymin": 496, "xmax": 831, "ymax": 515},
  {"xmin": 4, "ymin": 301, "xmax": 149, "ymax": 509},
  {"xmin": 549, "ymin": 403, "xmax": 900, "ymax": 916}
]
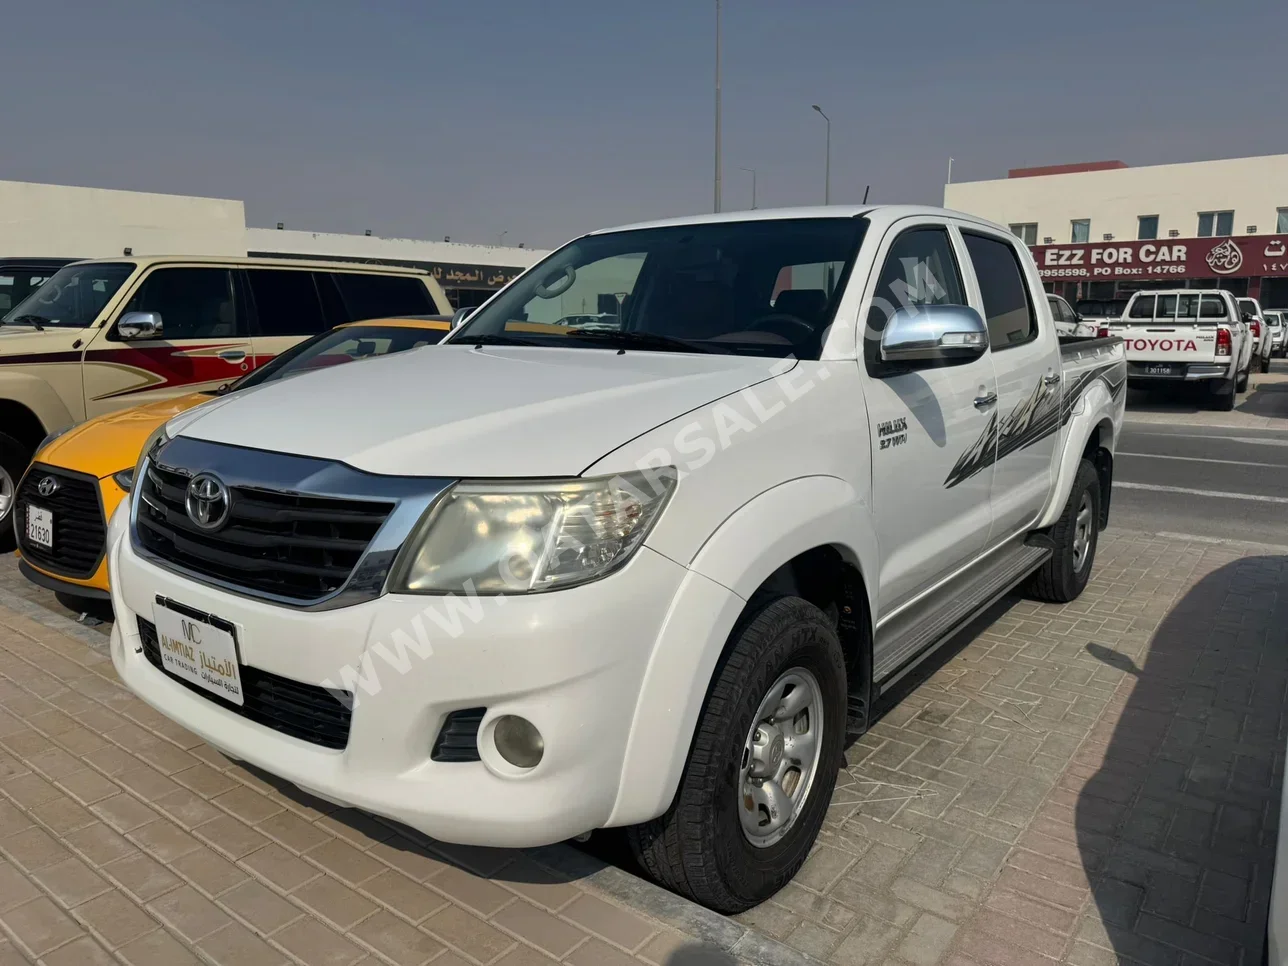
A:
[
  {"xmin": 0, "ymin": 465, "xmax": 13, "ymax": 523},
  {"xmin": 1072, "ymin": 491, "xmax": 1094, "ymax": 573},
  {"xmin": 738, "ymin": 667, "xmax": 825, "ymax": 849}
]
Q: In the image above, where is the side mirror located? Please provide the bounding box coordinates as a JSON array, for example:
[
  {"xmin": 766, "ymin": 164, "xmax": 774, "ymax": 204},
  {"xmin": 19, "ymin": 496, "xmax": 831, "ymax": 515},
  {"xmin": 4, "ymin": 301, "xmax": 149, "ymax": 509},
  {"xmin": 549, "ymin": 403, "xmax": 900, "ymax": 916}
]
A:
[
  {"xmin": 118, "ymin": 311, "xmax": 164, "ymax": 341},
  {"xmin": 450, "ymin": 307, "xmax": 474, "ymax": 329},
  {"xmin": 880, "ymin": 304, "xmax": 988, "ymax": 364}
]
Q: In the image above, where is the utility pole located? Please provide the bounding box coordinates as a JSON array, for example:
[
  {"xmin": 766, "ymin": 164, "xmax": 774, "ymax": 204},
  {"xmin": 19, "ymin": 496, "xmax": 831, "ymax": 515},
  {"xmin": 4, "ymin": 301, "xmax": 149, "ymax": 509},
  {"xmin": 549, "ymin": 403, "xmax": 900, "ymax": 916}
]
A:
[
  {"xmin": 714, "ymin": 0, "xmax": 722, "ymax": 213},
  {"xmin": 812, "ymin": 104, "xmax": 831, "ymax": 205},
  {"xmin": 947, "ymin": 157, "xmax": 954, "ymax": 184}
]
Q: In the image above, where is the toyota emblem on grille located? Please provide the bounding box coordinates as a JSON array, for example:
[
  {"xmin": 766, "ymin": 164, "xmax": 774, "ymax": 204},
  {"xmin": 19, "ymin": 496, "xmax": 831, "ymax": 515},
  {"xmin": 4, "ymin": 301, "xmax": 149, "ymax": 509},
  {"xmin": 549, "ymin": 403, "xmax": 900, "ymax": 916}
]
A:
[
  {"xmin": 36, "ymin": 476, "xmax": 60, "ymax": 498},
  {"xmin": 185, "ymin": 473, "xmax": 231, "ymax": 531}
]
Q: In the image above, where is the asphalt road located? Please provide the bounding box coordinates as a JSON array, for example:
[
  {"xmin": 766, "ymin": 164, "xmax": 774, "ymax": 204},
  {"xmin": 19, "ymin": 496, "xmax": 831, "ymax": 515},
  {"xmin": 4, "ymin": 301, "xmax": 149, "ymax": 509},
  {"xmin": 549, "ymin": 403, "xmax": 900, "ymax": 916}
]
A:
[{"xmin": 1112, "ymin": 362, "xmax": 1288, "ymax": 547}]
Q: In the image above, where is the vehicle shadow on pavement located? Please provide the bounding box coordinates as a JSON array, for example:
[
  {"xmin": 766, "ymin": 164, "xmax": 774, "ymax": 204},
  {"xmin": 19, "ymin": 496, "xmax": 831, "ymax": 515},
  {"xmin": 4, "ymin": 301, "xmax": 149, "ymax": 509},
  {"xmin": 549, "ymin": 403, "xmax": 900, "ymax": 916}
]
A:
[{"xmin": 1078, "ymin": 554, "xmax": 1288, "ymax": 964}]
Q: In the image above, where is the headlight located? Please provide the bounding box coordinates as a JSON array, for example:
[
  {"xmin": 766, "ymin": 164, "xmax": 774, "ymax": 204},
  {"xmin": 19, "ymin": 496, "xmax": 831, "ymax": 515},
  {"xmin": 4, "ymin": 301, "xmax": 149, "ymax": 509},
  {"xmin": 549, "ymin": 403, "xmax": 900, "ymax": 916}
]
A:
[{"xmin": 392, "ymin": 468, "xmax": 677, "ymax": 594}]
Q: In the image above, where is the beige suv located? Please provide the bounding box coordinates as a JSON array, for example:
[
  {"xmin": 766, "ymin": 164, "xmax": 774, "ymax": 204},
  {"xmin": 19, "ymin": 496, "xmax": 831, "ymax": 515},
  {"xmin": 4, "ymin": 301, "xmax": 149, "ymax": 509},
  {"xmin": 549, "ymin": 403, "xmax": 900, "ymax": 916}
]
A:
[{"xmin": 0, "ymin": 255, "xmax": 450, "ymax": 547}]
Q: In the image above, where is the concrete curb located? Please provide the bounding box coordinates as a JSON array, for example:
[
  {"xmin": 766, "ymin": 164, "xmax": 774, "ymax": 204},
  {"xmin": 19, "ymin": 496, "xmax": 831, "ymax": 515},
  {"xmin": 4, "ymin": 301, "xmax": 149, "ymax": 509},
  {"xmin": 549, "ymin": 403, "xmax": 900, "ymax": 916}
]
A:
[{"xmin": 0, "ymin": 579, "xmax": 820, "ymax": 966}]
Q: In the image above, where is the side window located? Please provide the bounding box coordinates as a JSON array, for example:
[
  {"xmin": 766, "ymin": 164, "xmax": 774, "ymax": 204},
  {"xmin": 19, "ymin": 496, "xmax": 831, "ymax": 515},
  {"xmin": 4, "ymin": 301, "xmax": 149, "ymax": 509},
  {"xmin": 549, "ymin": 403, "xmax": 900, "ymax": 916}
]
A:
[
  {"xmin": 1200, "ymin": 296, "xmax": 1228, "ymax": 320},
  {"xmin": 1129, "ymin": 295, "xmax": 1155, "ymax": 319},
  {"xmin": 1176, "ymin": 294, "xmax": 1199, "ymax": 320},
  {"xmin": 962, "ymin": 232, "xmax": 1037, "ymax": 349},
  {"xmin": 332, "ymin": 273, "xmax": 434, "ymax": 322},
  {"xmin": 245, "ymin": 270, "xmax": 328, "ymax": 337},
  {"xmin": 864, "ymin": 226, "xmax": 966, "ymax": 372},
  {"xmin": 0, "ymin": 275, "xmax": 12, "ymax": 313},
  {"xmin": 122, "ymin": 268, "xmax": 238, "ymax": 339}
]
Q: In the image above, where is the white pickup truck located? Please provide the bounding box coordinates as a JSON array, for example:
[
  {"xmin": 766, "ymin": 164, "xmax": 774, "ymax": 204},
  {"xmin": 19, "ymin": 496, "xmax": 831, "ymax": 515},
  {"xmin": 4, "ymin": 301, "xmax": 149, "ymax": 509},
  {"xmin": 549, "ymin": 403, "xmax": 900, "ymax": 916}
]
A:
[
  {"xmin": 1105, "ymin": 289, "xmax": 1252, "ymax": 410},
  {"xmin": 105, "ymin": 205, "xmax": 1125, "ymax": 913}
]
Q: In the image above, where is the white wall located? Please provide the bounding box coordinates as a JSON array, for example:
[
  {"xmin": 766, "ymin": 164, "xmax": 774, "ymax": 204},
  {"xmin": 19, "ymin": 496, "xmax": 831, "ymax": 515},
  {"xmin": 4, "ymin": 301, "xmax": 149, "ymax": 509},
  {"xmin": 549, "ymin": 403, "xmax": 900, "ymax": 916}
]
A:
[
  {"xmin": 246, "ymin": 228, "xmax": 549, "ymax": 270},
  {"xmin": 944, "ymin": 154, "xmax": 1288, "ymax": 244},
  {"xmin": 0, "ymin": 179, "xmax": 246, "ymax": 258}
]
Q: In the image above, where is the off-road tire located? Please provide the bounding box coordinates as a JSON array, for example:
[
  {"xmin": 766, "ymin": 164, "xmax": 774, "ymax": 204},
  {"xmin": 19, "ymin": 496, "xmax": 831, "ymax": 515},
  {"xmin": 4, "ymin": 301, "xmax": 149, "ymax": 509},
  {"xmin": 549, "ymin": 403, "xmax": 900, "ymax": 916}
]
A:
[
  {"xmin": 1027, "ymin": 458, "xmax": 1100, "ymax": 603},
  {"xmin": 626, "ymin": 596, "xmax": 847, "ymax": 913},
  {"xmin": 0, "ymin": 432, "xmax": 32, "ymax": 553}
]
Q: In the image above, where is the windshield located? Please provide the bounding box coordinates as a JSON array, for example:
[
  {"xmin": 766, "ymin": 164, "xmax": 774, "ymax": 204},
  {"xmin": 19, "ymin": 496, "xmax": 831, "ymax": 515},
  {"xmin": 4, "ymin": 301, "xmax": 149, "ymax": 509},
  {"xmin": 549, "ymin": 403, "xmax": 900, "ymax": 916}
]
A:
[
  {"xmin": 217, "ymin": 322, "xmax": 448, "ymax": 394},
  {"xmin": 1, "ymin": 262, "xmax": 135, "ymax": 328},
  {"xmin": 450, "ymin": 218, "xmax": 869, "ymax": 359}
]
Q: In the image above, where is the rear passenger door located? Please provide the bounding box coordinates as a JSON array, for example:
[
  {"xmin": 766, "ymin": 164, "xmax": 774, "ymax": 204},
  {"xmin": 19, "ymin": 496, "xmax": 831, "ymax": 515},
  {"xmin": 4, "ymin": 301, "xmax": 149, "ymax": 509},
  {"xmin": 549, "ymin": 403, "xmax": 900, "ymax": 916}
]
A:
[
  {"xmin": 84, "ymin": 266, "xmax": 253, "ymax": 418},
  {"xmin": 860, "ymin": 219, "xmax": 999, "ymax": 620},
  {"xmin": 243, "ymin": 268, "xmax": 332, "ymax": 369},
  {"xmin": 958, "ymin": 226, "xmax": 1061, "ymax": 540}
]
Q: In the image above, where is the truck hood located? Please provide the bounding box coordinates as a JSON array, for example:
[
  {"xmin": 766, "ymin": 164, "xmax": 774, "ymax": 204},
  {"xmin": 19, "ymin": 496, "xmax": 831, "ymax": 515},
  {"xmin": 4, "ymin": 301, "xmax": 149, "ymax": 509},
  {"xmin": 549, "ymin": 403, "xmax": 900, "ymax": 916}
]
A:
[
  {"xmin": 38, "ymin": 392, "xmax": 215, "ymax": 478},
  {"xmin": 0, "ymin": 323, "xmax": 88, "ymax": 358},
  {"xmin": 179, "ymin": 345, "xmax": 791, "ymax": 477}
]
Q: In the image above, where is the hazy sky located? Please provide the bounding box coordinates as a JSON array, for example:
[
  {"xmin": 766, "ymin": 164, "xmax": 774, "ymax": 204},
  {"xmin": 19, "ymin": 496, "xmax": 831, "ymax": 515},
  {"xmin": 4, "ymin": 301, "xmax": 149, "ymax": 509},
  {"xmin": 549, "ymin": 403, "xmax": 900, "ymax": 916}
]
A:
[{"xmin": 2, "ymin": 0, "xmax": 1282, "ymax": 249}]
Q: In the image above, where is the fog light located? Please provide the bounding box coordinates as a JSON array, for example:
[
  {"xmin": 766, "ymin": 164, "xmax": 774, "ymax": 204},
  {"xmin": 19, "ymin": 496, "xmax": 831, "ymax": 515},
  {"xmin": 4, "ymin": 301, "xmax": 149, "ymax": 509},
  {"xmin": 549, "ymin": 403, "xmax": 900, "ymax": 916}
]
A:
[{"xmin": 493, "ymin": 715, "xmax": 544, "ymax": 768}]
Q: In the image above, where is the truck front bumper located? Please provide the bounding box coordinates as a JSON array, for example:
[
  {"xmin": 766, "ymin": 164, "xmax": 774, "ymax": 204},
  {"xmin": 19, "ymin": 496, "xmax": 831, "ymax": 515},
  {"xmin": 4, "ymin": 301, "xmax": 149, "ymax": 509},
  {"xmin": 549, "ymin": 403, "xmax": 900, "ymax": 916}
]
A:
[{"xmin": 108, "ymin": 527, "xmax": 690, "ymax": 847}]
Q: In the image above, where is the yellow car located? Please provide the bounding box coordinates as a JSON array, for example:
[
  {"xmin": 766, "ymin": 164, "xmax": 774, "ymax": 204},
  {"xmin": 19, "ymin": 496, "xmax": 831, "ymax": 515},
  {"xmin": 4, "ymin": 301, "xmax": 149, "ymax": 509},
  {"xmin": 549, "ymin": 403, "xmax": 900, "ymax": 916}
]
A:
[{"xmin": 14, "ymin": 316, "xmax": 451, "ymax": 603}]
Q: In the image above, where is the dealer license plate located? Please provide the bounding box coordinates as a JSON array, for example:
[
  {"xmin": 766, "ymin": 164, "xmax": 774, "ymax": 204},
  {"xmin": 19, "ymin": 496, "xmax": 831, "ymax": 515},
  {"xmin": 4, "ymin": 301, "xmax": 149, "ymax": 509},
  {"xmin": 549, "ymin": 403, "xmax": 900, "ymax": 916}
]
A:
[
  {"xmin": 26, "ymin": 506, "xmax": 53, "ymax": 549},
  {"xmin": 153, "ymin": 601, "xmax": 244, "ymax": 706}
]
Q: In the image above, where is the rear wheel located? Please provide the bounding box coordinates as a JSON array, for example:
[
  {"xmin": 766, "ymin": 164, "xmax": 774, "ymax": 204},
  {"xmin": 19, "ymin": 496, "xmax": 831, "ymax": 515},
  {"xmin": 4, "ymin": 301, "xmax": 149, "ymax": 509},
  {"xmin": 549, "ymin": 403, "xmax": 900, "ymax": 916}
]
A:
[
  {"xmin": 1261, "ymin": 352, "xmax": 1272, "ymax": 373},
  {"xmin": 627, "ymin": 596, "xmax": 847, "ymax": 913},
  {"xmin": 0, "ymin": 432, "xmax": 32, "ymax": 553},
  {"xmin": 1235, "ymin": 369, "xmax": 1249, "ymax": 393},
  {"xmin": 1028, "ymin": 459, "xmax": 1100, "ymax": 603},
  {"xmin": 1211, "ymin": 379, "xmax": 1237, "ymax": 411}
]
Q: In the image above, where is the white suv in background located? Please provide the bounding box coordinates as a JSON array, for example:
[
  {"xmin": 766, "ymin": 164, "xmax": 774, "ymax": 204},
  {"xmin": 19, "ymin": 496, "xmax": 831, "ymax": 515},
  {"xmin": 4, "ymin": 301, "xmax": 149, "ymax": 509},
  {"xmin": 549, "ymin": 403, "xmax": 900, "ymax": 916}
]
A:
[
  {"xmin": 1264, "ymin": 309, "xmax": 1285, "ymax": 359},
  {"xmin": 1239, "ymin": 297, "xmax": 1273, "ymax": 373}
]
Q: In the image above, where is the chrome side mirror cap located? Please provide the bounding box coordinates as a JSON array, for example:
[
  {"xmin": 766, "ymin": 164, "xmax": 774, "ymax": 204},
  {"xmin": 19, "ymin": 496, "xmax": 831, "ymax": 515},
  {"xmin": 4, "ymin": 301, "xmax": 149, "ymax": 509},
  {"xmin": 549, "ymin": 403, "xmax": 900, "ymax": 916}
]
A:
[
  {"xmin": 879, "ymin": 304, "xmax": 989, "ymax": 364},
  {"xmin": 117, "ymin": 311, "xmax": 164, "ymax": 341}
]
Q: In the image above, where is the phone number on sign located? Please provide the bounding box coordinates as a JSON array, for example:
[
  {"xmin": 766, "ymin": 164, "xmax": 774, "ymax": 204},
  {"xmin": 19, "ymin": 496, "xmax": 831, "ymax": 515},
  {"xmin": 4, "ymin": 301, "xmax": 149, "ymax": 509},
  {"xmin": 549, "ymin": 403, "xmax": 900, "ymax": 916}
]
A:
[{"xmin": 1040, "ymin": 264, "xmax": 1189, "ymax": 279}]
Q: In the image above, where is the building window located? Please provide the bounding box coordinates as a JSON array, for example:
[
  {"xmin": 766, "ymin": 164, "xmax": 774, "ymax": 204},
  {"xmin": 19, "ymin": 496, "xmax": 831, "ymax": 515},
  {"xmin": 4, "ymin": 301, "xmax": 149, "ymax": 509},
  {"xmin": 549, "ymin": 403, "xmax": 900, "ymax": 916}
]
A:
[
  {"xmin": 1198, "ymin": 211, "xmax": 1234, "ymax": 237},
  {"xmin": 1070, "ymin": 220, "xmax": 1090, "ymax": 244},
  {"xmin": 1278, "ymin": 208, "xmax": 1288, "ymax": 234},
  {"xmin": 1137, "ymin": 215, "xmax": 1159, "ymax": 240},
  {"xmin": 1008, "ymin": 223, "xmax": 1038, "ymax": 246}
]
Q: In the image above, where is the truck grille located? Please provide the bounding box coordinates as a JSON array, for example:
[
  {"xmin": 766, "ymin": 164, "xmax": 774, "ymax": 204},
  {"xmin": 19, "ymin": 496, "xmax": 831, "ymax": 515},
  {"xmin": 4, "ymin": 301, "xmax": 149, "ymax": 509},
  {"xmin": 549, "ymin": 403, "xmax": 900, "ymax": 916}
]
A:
[
  {"xmin": 15, "ymin": 467, "xmax": 106, "ymax": 579},
  {"xmin": 135, "ymin": 463, "xmax": 393, "ymax": 602},
  {"xmin": 137, "ymin": 617, "xmax": 353, "ymax": 749}
]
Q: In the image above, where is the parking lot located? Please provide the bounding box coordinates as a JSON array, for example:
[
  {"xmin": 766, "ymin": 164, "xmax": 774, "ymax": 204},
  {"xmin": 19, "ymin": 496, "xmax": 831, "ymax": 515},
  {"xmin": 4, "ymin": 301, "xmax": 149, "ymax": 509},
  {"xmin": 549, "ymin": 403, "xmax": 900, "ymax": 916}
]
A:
[{"xmin": 1, "ymin": 373, "xmax": 1286, "ymax": 966}]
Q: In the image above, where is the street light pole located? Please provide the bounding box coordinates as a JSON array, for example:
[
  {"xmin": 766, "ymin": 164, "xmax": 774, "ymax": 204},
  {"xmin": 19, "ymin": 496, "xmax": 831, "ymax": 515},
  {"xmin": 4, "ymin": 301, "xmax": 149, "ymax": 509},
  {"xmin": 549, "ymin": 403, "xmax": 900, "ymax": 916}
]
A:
[
  {"xmin": 947, "ymin": 157, "xmax": 954, "ymax": 184},
  {"xmin": 739, "ymin": 166, "xmax": 757, "ymax": 209},
  {"xmin": 811, "ymin": 104, "xmax": 831, "ymax": 205},
  {"xmin": 714, "ymin": 0, "xmax": 722, "ymax": 213},
  {"xmin": 498, "ymin": 231, "xmax": 508, "ymax": 247}
]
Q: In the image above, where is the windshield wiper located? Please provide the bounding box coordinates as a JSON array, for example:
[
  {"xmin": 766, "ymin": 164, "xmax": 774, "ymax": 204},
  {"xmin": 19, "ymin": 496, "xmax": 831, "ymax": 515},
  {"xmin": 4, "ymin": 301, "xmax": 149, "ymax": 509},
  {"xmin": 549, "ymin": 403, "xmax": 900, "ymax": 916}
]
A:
[
  {"xmin": 4, "ymin": 314, "xmax": 49, "ymax": 330},
  {"xmin": 569, "ymin": 330, "xmax": 713, "ymax": 353},
  {"xmin": 452, "ymin": 332, "xmax": 543, "ymax": 348}
]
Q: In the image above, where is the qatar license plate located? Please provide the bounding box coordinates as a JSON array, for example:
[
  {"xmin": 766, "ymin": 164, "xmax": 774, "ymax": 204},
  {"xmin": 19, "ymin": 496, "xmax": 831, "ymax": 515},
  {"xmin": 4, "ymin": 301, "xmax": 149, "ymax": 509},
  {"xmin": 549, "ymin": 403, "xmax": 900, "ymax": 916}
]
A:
[
  {"xmin": 26, "ymin": 506, "xmax": 53, "ymax": 549},
  {"xmin": 1145, "ymin": 364, "xmax": 1175, "ymax": 376},
  {"xmin": 153, "ymin": 601, "xmax": 244, "ymax": 706}
]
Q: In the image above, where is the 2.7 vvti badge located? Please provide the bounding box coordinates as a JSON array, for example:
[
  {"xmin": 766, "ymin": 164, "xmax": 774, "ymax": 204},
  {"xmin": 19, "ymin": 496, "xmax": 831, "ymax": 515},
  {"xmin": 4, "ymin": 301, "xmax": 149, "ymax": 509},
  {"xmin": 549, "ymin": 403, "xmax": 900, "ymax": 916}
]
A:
[{"xmin": 107, "ymin": 205, "xmax": 1125, "ymax": 914}]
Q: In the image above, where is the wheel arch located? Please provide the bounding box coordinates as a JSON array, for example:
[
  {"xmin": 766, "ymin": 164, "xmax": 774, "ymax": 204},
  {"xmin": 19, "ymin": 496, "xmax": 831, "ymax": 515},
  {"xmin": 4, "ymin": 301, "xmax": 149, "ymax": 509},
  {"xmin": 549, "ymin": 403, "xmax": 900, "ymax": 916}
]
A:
[{"xmin": 607, "ymin": 476, "xmax": 876, "ymax": 827}]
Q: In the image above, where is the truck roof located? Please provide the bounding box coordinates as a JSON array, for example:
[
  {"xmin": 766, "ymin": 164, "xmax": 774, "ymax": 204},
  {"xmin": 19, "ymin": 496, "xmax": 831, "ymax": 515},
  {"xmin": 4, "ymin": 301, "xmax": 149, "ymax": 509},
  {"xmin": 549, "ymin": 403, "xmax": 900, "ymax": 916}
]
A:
[
  {"xmin": 589, "ymin": 204, "xmax": 1012, "ymax": 237},
  {"xmin": 60, "ymin": 254, "xmax": 431, "ymax": 276},
  {"xmin": 1127, "ymin": 289, "xmax": 1237, "ymax": 297}
]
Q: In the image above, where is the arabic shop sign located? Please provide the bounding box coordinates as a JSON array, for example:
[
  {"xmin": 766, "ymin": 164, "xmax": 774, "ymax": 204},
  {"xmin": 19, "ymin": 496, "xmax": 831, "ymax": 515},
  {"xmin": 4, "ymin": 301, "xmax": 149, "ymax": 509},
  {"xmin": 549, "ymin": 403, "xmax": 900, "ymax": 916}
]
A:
[
  {"xmin": 1032, "ymin": 234, "xmax": 1288, "ymax": 281},
  {"xmin": 428, "ymin": 264, "xmax": 522, "ymax": 289}
]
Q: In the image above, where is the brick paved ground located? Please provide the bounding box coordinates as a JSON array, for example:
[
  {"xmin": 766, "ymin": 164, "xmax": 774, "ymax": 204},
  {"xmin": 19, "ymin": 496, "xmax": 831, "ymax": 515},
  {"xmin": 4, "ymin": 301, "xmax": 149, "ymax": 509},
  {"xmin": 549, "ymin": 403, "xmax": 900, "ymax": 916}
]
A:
[
  {"xmin": 0, "ymin": 563, "xmax": 784, "ymax": 966},
  {"xmin": 733, "ymin": 531, "xmax": 1288, "ymax": 965},
  {"xmin": 2, "ymin": 531, "xmax": 1285, "ymax": 965}
]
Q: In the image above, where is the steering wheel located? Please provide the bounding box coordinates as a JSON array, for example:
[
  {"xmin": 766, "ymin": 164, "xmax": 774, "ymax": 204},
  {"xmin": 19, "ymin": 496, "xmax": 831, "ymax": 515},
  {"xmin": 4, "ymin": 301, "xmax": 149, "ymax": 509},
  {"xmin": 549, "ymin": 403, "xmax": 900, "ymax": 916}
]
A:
[{"xmin": 745, "ymin": 313, "xmax": 816, "ymax": 343}]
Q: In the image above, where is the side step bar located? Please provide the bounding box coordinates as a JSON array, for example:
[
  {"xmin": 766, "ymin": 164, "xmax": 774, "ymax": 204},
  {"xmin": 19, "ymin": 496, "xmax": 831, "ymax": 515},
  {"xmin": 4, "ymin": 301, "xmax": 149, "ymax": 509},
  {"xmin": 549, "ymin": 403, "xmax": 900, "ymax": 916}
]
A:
[{"xmin": 874, "ymin": 542, "xmax": 1051, "ymax": 693}]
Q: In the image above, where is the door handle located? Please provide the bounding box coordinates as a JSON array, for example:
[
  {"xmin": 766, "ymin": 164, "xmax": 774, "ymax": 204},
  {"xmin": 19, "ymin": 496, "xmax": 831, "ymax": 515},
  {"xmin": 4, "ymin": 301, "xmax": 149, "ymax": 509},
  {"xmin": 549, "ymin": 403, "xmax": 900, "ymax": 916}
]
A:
[
  {"xmin": 1044, "ymin": 372, "xmax": 1060, "ymax": 387},
  {"xmin": 218, "ymin": 349, "xmax": 247, "ymax": 363},
  {"xmin": 974, "ymin": 391, "xmax": 998, "ymax": 410}
]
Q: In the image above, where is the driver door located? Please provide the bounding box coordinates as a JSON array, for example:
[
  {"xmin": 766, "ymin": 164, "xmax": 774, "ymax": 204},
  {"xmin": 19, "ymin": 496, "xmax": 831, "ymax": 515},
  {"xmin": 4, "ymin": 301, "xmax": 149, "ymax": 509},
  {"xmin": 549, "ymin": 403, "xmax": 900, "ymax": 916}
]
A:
[
  {"xmin": 83, "ymin": 267, "xmax": 254, "ymax": 418},
  {"xmin": 860, "ymin": 219, "xmax": 999, "ymax": 624}
]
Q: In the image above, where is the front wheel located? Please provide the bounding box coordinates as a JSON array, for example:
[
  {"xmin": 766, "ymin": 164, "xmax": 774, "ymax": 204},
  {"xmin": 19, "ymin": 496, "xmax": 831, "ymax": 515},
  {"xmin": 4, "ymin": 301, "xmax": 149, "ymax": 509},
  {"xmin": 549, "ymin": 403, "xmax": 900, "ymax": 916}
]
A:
[
  {"xmin": 1028, "ymin": 458, "xmax": 1100, "ymax": 603},
  {"xmin": 627, "ymin": 596, "xmax": 847, "ymax": 913},
  {"xmin": 0, "ymin": 432, "xmax": 32, "ymax": 553}
]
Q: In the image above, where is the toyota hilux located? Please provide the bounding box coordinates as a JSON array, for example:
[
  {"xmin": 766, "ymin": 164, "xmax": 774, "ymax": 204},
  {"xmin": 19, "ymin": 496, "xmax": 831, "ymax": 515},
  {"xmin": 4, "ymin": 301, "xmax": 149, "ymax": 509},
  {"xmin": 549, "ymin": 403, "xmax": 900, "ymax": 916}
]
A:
[{"xmin": 107, "ymin": 205, "xmax": 1125, "ymax": 913}]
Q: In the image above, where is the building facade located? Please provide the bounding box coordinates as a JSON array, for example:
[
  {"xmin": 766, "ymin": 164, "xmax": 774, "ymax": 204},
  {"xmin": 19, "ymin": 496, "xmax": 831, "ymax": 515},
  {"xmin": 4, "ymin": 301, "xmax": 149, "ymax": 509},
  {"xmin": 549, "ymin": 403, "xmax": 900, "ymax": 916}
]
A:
[
  {"xmin": 943, "ymin": 155, "xmax": 1288, "ymax": 308},
  {"xmin": 0, "ymin": 179, "xmax": 547, "ymax": 308}
]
